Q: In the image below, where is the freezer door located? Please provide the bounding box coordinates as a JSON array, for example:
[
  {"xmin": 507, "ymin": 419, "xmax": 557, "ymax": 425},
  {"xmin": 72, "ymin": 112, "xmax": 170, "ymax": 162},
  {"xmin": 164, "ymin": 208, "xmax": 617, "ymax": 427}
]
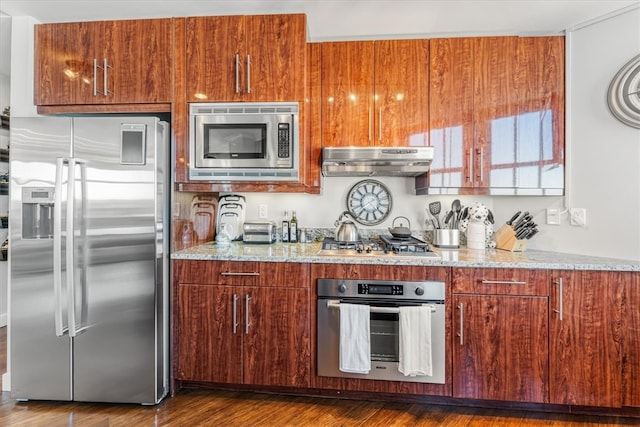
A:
[
  {"xmin": 70, "ymin": 117, "xmax": 166, "ymax": 404},
  {"xmin": 10, "ymin": 117, "xmax": 73, "ymax": 401}
]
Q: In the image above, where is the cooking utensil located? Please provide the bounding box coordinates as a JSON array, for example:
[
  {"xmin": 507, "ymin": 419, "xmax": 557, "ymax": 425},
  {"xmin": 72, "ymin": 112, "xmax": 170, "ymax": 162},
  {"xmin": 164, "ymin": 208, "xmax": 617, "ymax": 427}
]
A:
[
  {"xmin": 334, "ymin": 211, "xmax": 360, "ymax": 242},
  {"xmin": 429, "ymin": 202, "xmax": 442, "ymax": 229},
  {"xmin": 512, "ymin": 213, "xmax": 531, "ymax": 230},
  {"xmin": 388, "ymin": 216, "xmax": 412, "ymax": 239},
  {"xmin": 444, "ymin": 210, "xmax": 454, "ymax": 228},
  {"xmin": 451, "ymin": 199, "xmax": 461, "ymax": 228}
]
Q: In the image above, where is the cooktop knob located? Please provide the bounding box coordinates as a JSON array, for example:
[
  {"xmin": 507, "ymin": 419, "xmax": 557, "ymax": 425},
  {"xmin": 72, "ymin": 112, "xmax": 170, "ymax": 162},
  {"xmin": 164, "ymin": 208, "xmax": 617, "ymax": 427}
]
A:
[
  {"xmin": 415, "ymin": 287, "xmax": 425, "ymax": 296},
  {"xmin": 338, "ymin": 284, "xmax": 347, "ymax": 293}
]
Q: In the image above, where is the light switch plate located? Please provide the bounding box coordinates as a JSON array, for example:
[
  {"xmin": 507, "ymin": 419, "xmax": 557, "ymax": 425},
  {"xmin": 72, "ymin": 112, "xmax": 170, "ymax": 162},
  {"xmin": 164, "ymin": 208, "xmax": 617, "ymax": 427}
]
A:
[{"xmin": 546, "ymin": 208, "xmax": 561, "ymax": 225}]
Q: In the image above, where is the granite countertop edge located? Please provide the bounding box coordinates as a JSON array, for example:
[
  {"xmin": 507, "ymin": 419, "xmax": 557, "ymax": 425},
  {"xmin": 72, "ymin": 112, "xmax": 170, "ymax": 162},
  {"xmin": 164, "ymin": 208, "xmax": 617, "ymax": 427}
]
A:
[{"xmin": 171, "ymin": 242, "xmax": 640, "ymax": 272}]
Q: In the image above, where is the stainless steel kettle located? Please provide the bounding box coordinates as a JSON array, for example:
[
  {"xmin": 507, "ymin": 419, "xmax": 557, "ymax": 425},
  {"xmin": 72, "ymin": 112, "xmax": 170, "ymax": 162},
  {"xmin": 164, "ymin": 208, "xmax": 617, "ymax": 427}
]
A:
[{"xmin": 334, "ymin": 211, "xmax": 359, "ymax": 242}]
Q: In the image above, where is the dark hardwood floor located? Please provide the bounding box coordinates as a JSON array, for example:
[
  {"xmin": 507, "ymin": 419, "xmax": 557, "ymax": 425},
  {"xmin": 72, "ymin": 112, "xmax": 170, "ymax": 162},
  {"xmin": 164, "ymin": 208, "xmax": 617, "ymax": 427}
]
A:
[{"xmin": 0, "ymin": 327, "xmax": 636, "ymax": 426}]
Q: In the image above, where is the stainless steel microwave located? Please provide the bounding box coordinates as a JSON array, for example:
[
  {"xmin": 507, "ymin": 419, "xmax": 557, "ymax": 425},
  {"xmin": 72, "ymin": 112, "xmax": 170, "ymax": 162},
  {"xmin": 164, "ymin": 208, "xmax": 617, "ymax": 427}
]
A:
[{"xmin": 189, "ymin": 102, "xmax": 299, "ymax": 181}]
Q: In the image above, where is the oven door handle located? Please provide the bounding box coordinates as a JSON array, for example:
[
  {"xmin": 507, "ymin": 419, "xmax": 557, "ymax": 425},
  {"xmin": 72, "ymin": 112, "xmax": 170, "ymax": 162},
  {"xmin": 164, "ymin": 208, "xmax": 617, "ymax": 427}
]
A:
[{"xmin": 326, "ymin": 299, "xmax": 437, "ymax": 313}]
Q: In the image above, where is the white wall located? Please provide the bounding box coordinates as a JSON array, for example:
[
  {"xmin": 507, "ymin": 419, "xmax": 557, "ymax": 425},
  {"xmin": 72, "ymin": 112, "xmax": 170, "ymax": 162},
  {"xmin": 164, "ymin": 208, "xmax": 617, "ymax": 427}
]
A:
[
  {"xmin": 7, "ymin": 8, "xmax": 640, "ymax": 261},
  {"xmin": 242, "ymin": 6, "xmax": 640, "ymax": 262}
]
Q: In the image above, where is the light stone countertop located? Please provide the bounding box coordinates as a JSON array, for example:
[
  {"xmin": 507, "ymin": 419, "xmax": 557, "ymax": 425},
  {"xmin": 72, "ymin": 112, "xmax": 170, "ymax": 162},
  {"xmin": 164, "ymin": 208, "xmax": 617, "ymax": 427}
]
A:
[{"xmin": 171, "ymin": 241, "xmax": 640, "ymax": 272}]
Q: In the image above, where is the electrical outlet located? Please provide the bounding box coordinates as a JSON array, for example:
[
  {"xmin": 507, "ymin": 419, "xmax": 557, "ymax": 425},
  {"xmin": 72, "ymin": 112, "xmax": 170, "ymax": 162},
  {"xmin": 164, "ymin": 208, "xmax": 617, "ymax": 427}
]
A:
[
  {"xmin": 546, "ymin": 208, "xmax": 561, "ymax": 225},
  {"xmin": 569, "ymin": 208, "xmax": 587, "ymax": 226},
  {"xmin": 173, "ymin": 203, "xmax": 180, "ymax": 218},
  {"xmin": 259, "ymin": 204, "xmax": 268, "ymax": 219}
]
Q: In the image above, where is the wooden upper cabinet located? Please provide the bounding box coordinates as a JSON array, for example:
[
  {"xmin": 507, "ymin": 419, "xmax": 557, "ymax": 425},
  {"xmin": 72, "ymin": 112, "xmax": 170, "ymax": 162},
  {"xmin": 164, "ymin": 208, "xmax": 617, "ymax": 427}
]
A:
[
  {"xmin": 34, "ymin": 19, "xmax": 172, "ymax": 106},
  {"xmin": 425, "ymin": 36, "xmax": 564, "ymax": 195},
  {"xmin": 321, "ymin": 39, "xmax": 428, "ymax": 147},
  {"xmin": 185, "ymin": 14, "xmax": 306, "ymax": 102}
]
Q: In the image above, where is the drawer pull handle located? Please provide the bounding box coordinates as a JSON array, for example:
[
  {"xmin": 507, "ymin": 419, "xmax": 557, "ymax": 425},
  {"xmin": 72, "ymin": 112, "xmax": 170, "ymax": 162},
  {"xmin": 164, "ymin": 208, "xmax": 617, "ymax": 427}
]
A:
[
  {"xmin": 221, "ymin": 272, "xmax": 260, "ymax": 277},
  {"xmin": 481, "ymin": 280, "xmax": 526, "ymax": 285}
]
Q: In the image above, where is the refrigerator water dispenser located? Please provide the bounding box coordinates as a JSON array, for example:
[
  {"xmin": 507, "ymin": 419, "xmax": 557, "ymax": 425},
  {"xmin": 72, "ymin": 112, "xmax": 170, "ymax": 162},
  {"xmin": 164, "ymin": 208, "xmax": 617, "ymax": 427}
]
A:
[{"xmin": 22, "ymin": 187, "xmax": 54, "ymax": 239}]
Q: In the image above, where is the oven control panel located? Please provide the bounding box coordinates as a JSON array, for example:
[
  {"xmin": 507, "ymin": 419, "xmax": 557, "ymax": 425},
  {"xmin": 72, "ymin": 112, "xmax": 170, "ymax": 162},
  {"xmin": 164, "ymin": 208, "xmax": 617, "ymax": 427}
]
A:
[{"xmin": 358, "ymin": 283, "xmax": 403, "ymax": 296}]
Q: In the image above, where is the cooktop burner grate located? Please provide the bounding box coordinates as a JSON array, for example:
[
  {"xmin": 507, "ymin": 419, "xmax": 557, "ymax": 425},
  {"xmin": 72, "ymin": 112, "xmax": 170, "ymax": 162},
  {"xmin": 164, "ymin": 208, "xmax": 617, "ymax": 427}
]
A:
[{"xmin": 320, "ymin": 235, "xmax": 436, "ymax": 257}]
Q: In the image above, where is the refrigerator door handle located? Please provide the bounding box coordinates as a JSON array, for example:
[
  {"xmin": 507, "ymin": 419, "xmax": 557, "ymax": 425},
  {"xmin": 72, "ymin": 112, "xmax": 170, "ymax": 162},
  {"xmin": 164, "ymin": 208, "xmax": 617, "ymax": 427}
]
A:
[
  {"xmin": 66, "ymin": 158, "xmax": 78, "ymax": 338},
  {"xmin": 66, "ymin": 158, "xmax": 89, "ymax": 338},
  {"xmin": 54, "ymin": 158, "xmax": 68, "ymax": 337}
]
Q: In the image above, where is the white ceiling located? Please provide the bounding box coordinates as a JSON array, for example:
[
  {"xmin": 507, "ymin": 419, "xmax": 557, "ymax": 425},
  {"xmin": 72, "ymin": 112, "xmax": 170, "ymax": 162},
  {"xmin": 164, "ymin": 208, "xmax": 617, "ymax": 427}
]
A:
[{"xmin": 1, "ymin": 0, "xmax": 638, "ymax": 40}]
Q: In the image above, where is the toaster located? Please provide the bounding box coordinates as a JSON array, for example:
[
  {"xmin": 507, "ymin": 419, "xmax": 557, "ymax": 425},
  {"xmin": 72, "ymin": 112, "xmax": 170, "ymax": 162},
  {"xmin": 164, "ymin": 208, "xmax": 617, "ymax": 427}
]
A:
[{"xmin": 242, "ymin": 221, "xmax": 277, "ymax": 244}]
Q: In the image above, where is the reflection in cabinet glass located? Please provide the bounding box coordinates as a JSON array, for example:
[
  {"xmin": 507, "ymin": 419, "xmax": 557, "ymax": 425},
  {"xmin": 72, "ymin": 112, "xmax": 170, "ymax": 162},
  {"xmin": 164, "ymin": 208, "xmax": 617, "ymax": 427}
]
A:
[{"xmin": 425, "ymin": 36, "xmax": 564, "ymax": 195}]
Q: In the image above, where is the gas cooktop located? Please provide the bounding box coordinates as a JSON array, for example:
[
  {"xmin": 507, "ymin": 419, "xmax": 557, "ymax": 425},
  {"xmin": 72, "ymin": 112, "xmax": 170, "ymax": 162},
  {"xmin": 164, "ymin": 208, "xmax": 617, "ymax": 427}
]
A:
[{"xmin": 319, "ymin": 235, "xmax": 440, "ymax": 259}]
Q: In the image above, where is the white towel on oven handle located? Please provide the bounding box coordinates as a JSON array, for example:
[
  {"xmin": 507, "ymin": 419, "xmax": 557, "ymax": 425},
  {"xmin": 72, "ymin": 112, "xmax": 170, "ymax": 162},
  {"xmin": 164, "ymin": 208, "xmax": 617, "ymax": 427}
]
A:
[
  {"xmin": 398, "ymin": 305, "xmax": 433, "ymax": 377},
  {"xmin": 339, "ymin": 303, "xmax": 371, "ymax": 374}
]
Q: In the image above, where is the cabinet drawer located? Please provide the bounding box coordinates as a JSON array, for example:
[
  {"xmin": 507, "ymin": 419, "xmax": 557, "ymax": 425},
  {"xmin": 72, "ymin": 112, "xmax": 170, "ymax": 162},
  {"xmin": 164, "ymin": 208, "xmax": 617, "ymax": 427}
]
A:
[
  {"xmin": 176, "ymin": 260, "xmax": 260, "ymax": 286},
  {"xmin": 453, "ymin": 268, "xmax": 549, "ymax": 296},
  {"xmin": 174, "ymin": 260, "xmax": 310, "ymax": 287},
  {"xmin": 258, "ymin": 262, "xmax": 310, "ymax": 288}
]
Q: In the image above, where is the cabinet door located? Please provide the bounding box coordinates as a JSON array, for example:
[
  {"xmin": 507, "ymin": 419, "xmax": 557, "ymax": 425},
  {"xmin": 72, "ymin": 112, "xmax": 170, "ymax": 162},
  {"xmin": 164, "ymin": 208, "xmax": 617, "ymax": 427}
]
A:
[
  {"xmin": 177, "ymin": 284, "xmax": 242, "ymax": 383},
  {"xmin": 374, "ymin": 39, "xmax": 429, "ymax": 147},
  {"xmin": 185, "ymin": 16, "xmax": 245, "ymax": 102},
  {"xmin": 473, "ymin": 36, "xmax": 519, "ymax": 188},
  {"xmin": 321, "ymin": 41, "xmax": 374, "ymax": 147},
  {"xmin": 624, "ymin": 271, "xmax": 640, "ymax": 407},
  {"xmin": 35, "ymin": 22, "xmax": 97, "ymax": 105},
  {"xmin": 243, "ymin": 287, "xmax": 310, "ymax": 387},
  {"xmin": 35, "ymin": 19, "xmax": 171, "ymax": 106},
  {"xmin": 512, "ymin": 36, "xmax": 565, "ymax": 193},
  {"xmin": 549, "ymin": 271, "xmax": 623, "ymax": 407},
  {"xmin": 428, "ymin": 37, "xmax": 475, "ymax": 189},
  {"xmin": 453, "ymin": 294, "xmax": 549, "ymax": 402},
  {"xmin": 106, "ymin": 19, "xmax": 172, "ymax": 103},
  {"xmin": 244, "ymin": 14, "xmax": 306, "ymax": 102}
]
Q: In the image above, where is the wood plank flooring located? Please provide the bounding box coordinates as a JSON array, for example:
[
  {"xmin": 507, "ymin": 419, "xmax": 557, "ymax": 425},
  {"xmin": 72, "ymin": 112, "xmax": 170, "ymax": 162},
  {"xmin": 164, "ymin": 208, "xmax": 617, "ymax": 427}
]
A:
[{"xmin": 0, "ymin": 327, "xmax": 636, "ymax": 426}]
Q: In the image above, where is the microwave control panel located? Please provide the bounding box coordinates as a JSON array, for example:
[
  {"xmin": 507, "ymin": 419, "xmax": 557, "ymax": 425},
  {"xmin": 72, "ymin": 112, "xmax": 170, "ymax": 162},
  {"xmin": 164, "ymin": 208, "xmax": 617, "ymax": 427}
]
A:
[{"xmin": 277, "ymin": 123, "xmax": 290, "ymax": 158}]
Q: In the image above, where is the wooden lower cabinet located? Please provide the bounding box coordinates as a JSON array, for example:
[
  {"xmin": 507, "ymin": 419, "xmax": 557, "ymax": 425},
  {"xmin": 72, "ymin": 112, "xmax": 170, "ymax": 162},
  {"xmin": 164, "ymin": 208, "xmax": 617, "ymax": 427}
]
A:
[
  {"xmin": 452, "ymin": 294, "xmax": 549, "ymax": 402},
  {"xmin": 452, "ymin": 268, "xmax": 549, "ymax": 403},
  {"xmin": 624, "ymin": 271, "xmax": 640, "ymax": 407},
  {"xmin": 175, "ymin": 260, "xmax": 310, "ymax": 388},
  {"xmin": 549, "ymin": 270, "xmax": 623, "ymax": 408}
]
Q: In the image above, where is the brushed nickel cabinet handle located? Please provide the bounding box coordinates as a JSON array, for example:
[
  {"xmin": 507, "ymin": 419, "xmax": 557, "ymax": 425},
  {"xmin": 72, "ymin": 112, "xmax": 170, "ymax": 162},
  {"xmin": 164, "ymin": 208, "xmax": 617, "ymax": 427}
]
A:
[
  {"xmin": 481, "ymin": 280, "xmax": 527, "ymax": 285},
  {"xmin": 553, "ymin": 277, "xmax": 564, "ymax": 320},
  {"xmin": 220, "ymin": 272, "xmax": 260, "ymax": 277},
  {"xmin": 246, "ymin": 55, "xmax": 251, "ymax": 94},
  {"xmin": 93, "ymin": 59, "xmax": 98, "ymax": 96},
  {"xmin": 235, "ymin": 54, "xmax": 240, "ymax": 94},
  {"xmin": 478, "ymin": 147, "xmax": 484, "ymax": 183},
  {"xmin": 245, "ymin": 294, "xmax": 251, "ymax": 334},
  {"xmin": 379, "ymin": 106, "xmax": 383, "ymax": 142},
  {"xmin": 103, "ymin": 58, "xmax": 112, "ymax": 96},
  {"xmin": 232, "ymin": 294, "xmax": 238, "ymax": 334},
  {"xmin": 457, "ymin": 302, "xmax": 464, "ymax": 345},
  {"xmin": 467, "ymin": 149, "xmax": 474, "ymax": 184}
]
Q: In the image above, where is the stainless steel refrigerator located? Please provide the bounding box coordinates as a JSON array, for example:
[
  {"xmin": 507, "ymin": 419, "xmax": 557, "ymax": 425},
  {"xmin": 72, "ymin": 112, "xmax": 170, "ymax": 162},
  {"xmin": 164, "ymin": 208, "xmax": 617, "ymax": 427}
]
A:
[{"xmin": 9, "ymin": 116, "xmax": 169, "ymax": 404}]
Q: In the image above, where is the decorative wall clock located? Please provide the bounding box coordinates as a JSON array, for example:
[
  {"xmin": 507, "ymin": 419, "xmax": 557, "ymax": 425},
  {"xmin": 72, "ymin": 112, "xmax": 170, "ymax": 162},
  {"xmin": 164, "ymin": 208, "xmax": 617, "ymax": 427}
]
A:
[
  {"xmin": 346, "ymin": 179, "xmax": 392, "ymax": 226},
  {"xmin": 607, "ymin": 53, "xmax": 640, "ymax": 129}
]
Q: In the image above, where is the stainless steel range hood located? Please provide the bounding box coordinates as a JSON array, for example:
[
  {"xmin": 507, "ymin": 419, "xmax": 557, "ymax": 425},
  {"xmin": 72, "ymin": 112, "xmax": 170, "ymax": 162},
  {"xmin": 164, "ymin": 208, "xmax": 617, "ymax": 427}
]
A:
[{"xmin": 321, "ymin": 146, "xmax": 434, "ymax": 177}]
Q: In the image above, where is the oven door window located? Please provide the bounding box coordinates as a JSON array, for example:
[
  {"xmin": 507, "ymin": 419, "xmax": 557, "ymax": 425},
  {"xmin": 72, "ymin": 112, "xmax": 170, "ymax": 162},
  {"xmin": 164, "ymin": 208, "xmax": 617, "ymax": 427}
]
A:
[
  {"xmin": 203, "ymin": 123, "xmax": 267, "ymax": 159},
  {"xmin": 370, "ymin": 311, "xmax": 399, "ymax": 362}
]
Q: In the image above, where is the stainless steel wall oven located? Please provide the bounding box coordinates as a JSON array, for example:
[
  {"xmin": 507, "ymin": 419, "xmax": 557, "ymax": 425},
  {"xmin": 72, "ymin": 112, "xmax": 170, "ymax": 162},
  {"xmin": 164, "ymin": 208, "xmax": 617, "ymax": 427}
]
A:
[{"xmin": 317, "ymin": 278, "xmax": 446, "ymax": 384}]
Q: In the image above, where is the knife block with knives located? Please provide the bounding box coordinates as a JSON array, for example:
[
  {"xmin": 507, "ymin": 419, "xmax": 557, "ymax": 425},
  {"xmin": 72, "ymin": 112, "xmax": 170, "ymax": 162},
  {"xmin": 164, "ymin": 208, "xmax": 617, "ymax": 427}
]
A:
[
  {"xmin": 494, "ymin": 224, "xmax": 528, "ymax": 251},
  {"xmin": 494, "ymin": 211, "xmax": 538, "ymax": 252}
]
